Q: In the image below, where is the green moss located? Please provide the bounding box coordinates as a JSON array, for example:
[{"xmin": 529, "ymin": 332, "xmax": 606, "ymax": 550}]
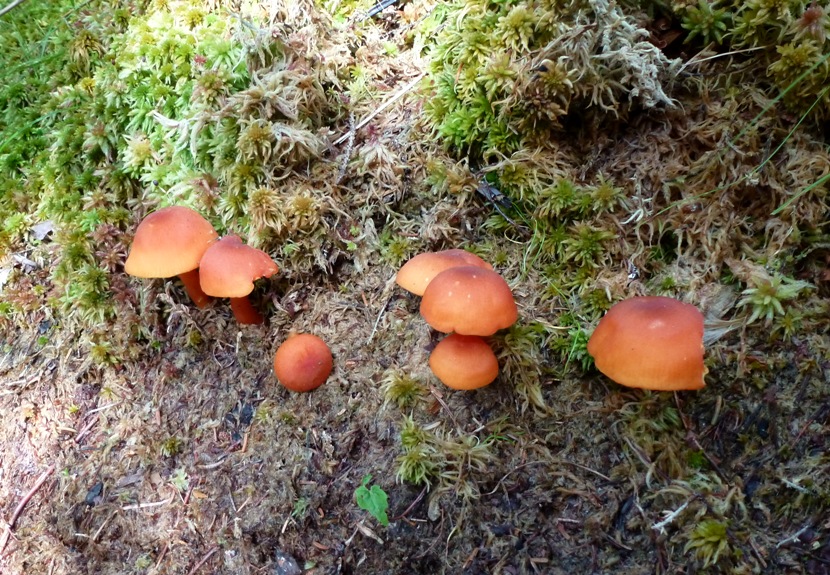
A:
[
  {"xmin": 381, "ymin": 371, "xmax": 426, "ymax": 410},
  {"xmin": 160, "ymin": 436, "xmax": 183, "ymax": 457},
  {"xmin": 737, "ymin": 271, "xmax": 814, "ymax": 324},
  {"xmin": 421, "ymin": 0, "xmax": 677, "ymax": 159},
  {"xmin": 680, "ymin": 0, "xmax": 732, "ymax": 45},
  {"xmin": 0, "ymin": 0, "xmax": 353, "ymax": 327},
  {"xmin": 379, "ymin": 229, "xmax": 417, "ymax": 268},
  {"xmin": 396, "ymin": 444, "xmax": 438, "ymax": 487},
  {"xmin": 684, "ymin": 518, "xmax": 732, "ymax": 568},
  {"xmin": 669, "ymin": 0, "xmax": 830, "ymax": 122}
]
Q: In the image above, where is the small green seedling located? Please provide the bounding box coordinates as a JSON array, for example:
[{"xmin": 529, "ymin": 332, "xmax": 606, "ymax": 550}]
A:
[{"xmin": 355, "ymin": 474, "xmax": 389, "ymax": 527}]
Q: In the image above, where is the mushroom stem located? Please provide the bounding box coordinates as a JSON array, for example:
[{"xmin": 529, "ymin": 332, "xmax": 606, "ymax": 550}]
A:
[
  {"xmin": 177, "ymin": 269, "xmax": 212, "ymax": 308},
  {"xmin": 229, "ymin": 296, "xmax": 264, "ymax": 325}
]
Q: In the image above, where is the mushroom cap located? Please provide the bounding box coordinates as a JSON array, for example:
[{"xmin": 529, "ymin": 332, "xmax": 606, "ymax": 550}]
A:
[
  {"xmin": 199, "ymin": 235, "xmax": 279, "ymax": 298},
  {"xmin": 124, "ymin": 206, "xmax": 218, "ymax": 278},
  {"xmin": 274, "ymin": 333, "xmax": 333, "ymax": 392},
  {"xmin": 587, "ymin": 296, "xmax": 706, "ymax": 391},
  {"xmin": 429, "ymin": 334, "xmax": 498, "ymax": 390},
  {"xmin": 420, "ymin": 266, "xmax": 517, "ymax": 336},
  {"xmin": 396, "ymin": 249, "xmax": 493, "ymax": 296}
]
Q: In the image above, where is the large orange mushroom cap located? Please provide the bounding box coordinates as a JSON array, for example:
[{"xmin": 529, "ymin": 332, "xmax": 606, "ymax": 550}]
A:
[
  {"xmin": 587, "ymin": 296, "xmax": 706, "ymax": 391},
  {"xmin": 124, "ymin": 206, "xmax": 219, "ymax": 307},
  {"xmin": 420, "ymin": 266, "xmax": 517, "ymax": 336},
  {"xmin": 199, "ymin": 235, "xmax": 279, "ymax": 324},
  {"xmin": 125, "ymin": 206, "xmax": 218, "ymax": 278},
  {"xmin": 274, "ymin": 333, "xmax": 333, "ymax": 392},
  {"xmin": 429, "ymin": 334, "xmax": 499, "ymax": 390},
  {"xmin": 396, "ymin": 249, "xmax": 493, "ymax": 296}
]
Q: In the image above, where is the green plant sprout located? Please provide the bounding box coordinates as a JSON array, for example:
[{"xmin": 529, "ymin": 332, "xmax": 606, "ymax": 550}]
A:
[
  {"xmin": 681, "ymin": 0, "xmax": 731, "ymax": 45},
  {"xmin": 684, "ymin": 518, "xmax": 731, "ymax": 568},
  {"xmin": 737, "ymin": 272, "xmax": 814, "ymax": 324},
  {"xmin": 292, "ymin": 497, "xmax": 310, "ymax": 519},
  {"xmin": 381, "ymin": 370, "xmax": 425, "ymax": 409},
  {"xmin": 169, "ymin": 468, "xmax": 189, "ymax": 492},
  {"xmin": 355, "ymin": 474, "xmax": 389, "ymax": 527}
]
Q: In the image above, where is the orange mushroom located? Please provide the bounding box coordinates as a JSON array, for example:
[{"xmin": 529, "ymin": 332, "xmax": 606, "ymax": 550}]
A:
[
  {"xmin": 274, "ymin": 333, "xmax": 333, "ymax": 392},
  {"xmin": 429, "ymin": 333, "xmax": 499, "ymax": 390},
  {"xmin": 587, "ymin": 296, "xmax": 706, "ymax": 391},
  {"xmin": 198, "ymin": 235, "xmax": 278, "ymax": 324},
  {"xmin": 124, "ymin": 206, "xmax": 218, "ymax": 307},
  {"xmin": 396, "ymin": 249, "xmax": 493, "ymax": 296},
  {"xmin": 420, "ymin": 266, "xmax": 517, "ymax": 336}
]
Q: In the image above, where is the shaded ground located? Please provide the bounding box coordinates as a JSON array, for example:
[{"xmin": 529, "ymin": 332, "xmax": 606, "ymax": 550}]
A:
[{"xmin": 1, "ymin": 0, "xmax": 829, "ymax": 574}]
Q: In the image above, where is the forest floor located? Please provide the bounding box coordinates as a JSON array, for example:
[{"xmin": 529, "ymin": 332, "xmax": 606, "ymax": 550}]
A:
[{"xmin": 1, "ymin": 0, "xmax": 828, "ymax": 574}]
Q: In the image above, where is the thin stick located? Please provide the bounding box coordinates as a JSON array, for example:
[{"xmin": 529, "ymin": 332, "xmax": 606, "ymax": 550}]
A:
[
  {"xmin": 75, "ymin": 414, "xmax": 99, "ymax": 443},
  {"xmin": 332, "ymin": 73, "xmax": 426, "ymax": 146},
  {"xmin": 485, "ymin": 461, "xmax": 547, "ymax": 496},
  {"xmin": 0, "ymin": 464, "xmax": 55, "ymax": 553},
  {"xmin": 652, "ymin": 498, "xmax": 691, "ymax": 534},
  {"xmin": 367, "ymin": 276, "xmax": 397, "ymax": 344},
  {"xmin": 186, "ymin": 546, "xmax": 218, "ymax": 575},
  {"xmin": 86, "ymin": 401, "xmax": 123, "ymax": 416},
  {"xmin": 677, "ymin": 45, "xmax": 765, "ymax": 74},
  {"xmin": 562, "ymin": 459, "xmax": 612, "ymax": 482},
  {"xmin": 776, "ymin": 521, "xmax": 814, "ymax": 549},
  {"xmin": 0, "ymin": 0, "xmax": 29, "ymax": 18},
  {"xmin": 390, "ymin": 486, "xmax": 427, "ymax": 521},
  {"xmin": 92, "ymin": 512, "xmax": 116, "ymax": 542},
  {"xmin": 155, "ymin": 541, "xmax": 170, "ymax": 570},
  {"xmin": 122, "ymin": 498, "xmax": 173, "ymax": 511},
  {"xmin": 429, "ymin": 385, "xmax": 459, "ymax": 430}
]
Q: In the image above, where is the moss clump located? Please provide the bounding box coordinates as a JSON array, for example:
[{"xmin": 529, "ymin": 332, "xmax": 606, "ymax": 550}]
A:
[
  {"xmin": 1, "ymin": 0, "xmax": 356, "ymax": 333},
  {"xmin": 680, "ymin": 0, "xmax": 732, "ymax": 45},
  {"xmin": 395, "ymin": 414, "xmax": 510, "ymax": 513},
  {"xmin": 672, "ymin": 0, "xmax": 830, "ymax": 122},
  {"xmin": 381, "ymin": 370, "xmax": 427, "ymax": 409},
  {"xmin": 684, "ymin": 518, "xmax": 733, "ymax": 568},
  {"xmin": 422, "ymin": 0, "xmax": 677, "ymax": 159}
]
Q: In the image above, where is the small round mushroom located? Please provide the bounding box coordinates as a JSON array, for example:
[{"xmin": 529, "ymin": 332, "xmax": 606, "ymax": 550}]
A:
[
  {"xmin": 198, "ymin": 235, "xmax": 278, "ymax": 324},
  {"xmin": 124, "ymin": 206, "xmax": 218, "ymax": 307},
  {"xmin": 274, "ymin": 333, "xmax": 333, "ymax": 392},
  {"xmin": 587, "ymin": 296, "xmax": 706, "ymax": 391},
  {"xmin": 420, "ymin": 266, "xmax": 517, "ymax": 336},
  {"xmin": 396, "ymin": 249, "xmax": 493, "ymax": 296},
  {"xmin": 429, "ymin": 333, "xmax": 499, "ymax": 390}
]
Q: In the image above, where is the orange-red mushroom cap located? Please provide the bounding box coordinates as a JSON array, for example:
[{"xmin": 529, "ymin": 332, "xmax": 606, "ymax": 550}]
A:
[
  {"xmin": 125, "ymin": 206, "xmax": 218, "ymax": 278},
  {"xmin": 274, "ymin": 333, "xmax": 333, "ymax": 392},
  {"xmin": 429, "ymin": 334, "xmax": 498, "ymax": 390},
  {"xmin": 396, "ymin": 249, "xmax": 493, "ymax": 296},
  {"xmin": 420, "ymin": 266, "xmax": 517, "ymax": 336},
  {"xmin": 199, "ymin": 235, "xmax": 279, "ymax": 298},
  {"xmin": 587, "ymin": 296, "xmax": 706, "ymax": 391}
]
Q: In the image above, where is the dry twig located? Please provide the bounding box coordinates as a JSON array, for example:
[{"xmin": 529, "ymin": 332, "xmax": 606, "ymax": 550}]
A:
[
  {"xmin": 186, "ymin": 546, "xmax": 219, "ymax": 575},
  {"xmin": 332, "ymin": 73, "xmax": 426, "ymax": 146},
  {"xmin": 0, "ymin": 464, "xmax": 55, "ymax": 554},
  {"xmin": 0, "ymin": 0, "xmax": 29, "ymax": 18}
]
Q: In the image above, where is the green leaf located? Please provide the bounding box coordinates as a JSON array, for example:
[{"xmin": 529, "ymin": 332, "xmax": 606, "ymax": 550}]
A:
[{"xmin": 354, "ymin": 474, "xmax": 389, "ymax": 527}]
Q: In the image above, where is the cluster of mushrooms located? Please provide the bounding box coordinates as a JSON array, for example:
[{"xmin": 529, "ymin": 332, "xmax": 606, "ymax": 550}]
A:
[
  {"xmin": 124, "ymin": 206, "xmax": 333, "ymax": 393},
  {"xmin": 395, "ymin": 250, "xmax": 706, "ymax": 392},
  {"xmin": 395, "ymin": 249, "xmax": 518, "ymax": 390},
  {"xmin": 125, "ymin": 208, "xmax": 706, "ymax": 394}
]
